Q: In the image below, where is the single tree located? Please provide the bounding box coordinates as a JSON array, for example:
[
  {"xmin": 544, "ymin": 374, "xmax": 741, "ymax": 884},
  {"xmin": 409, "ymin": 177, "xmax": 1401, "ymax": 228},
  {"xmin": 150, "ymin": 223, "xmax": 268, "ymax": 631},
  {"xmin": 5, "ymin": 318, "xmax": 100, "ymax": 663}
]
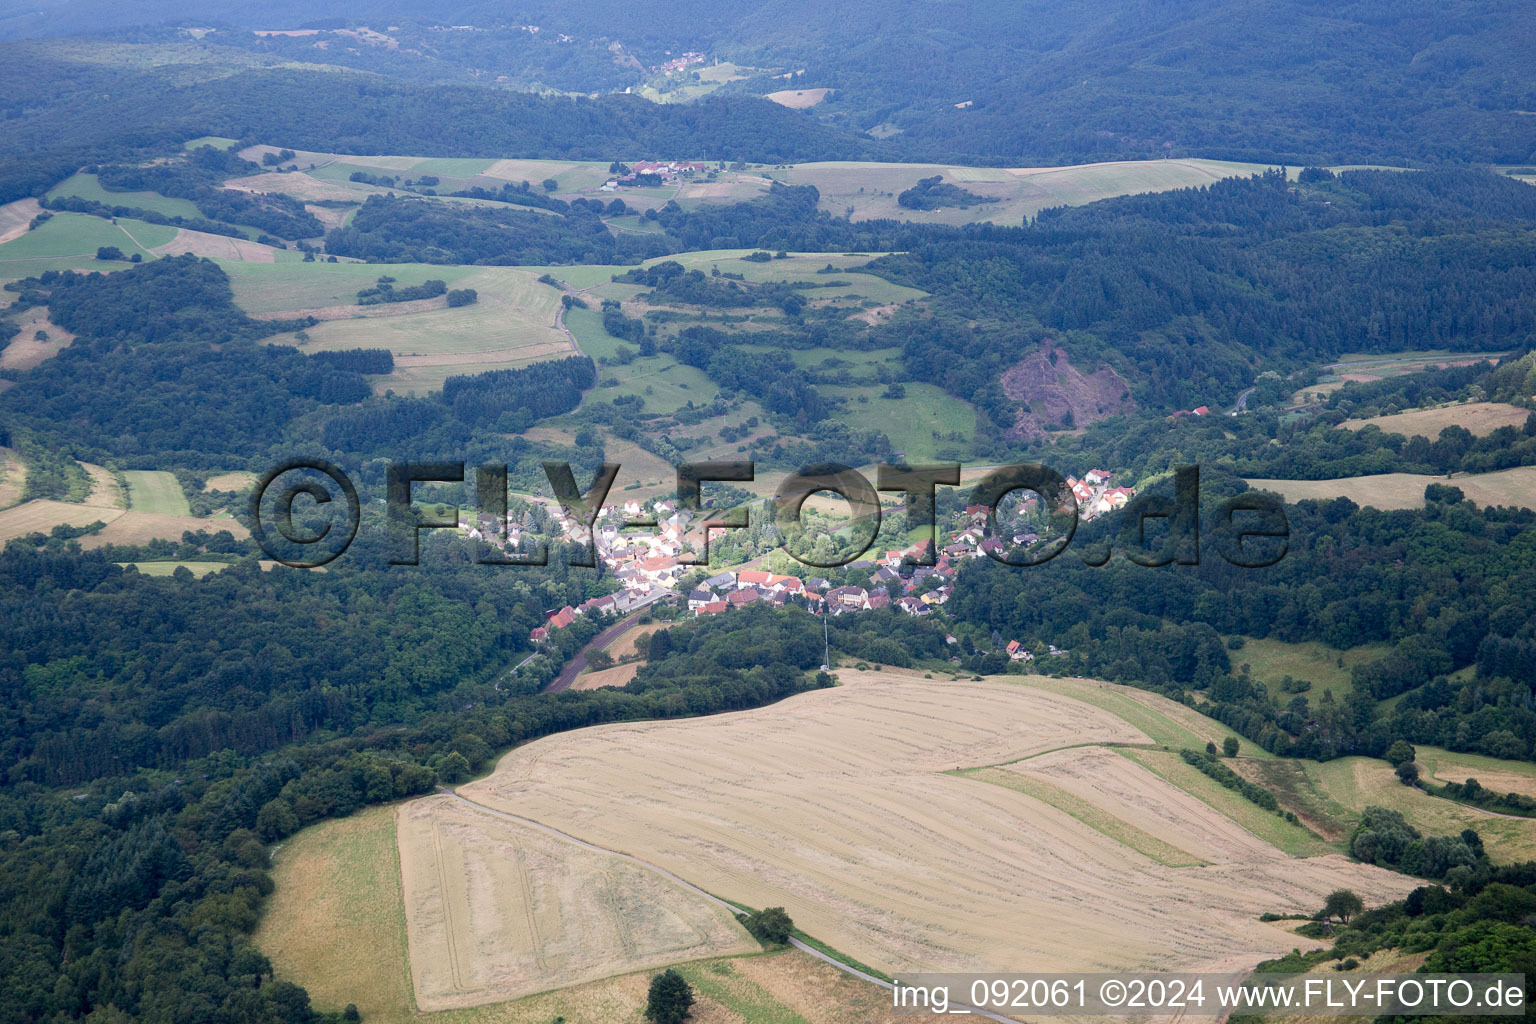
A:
[
  {"xmin": 1384, "ymin": 740, "xmax": 1416, "ymax": 767},
  {"xmin": 1222, "ymin": 736, "xmax": 1240, "ymax": 757},
  {"xmin": 1205, "ymin": 741, "xmax": 1218, "ymax": 756},
  {"xmin": 1322, "ymin": 889, "xmax": 1363, "ymax": 926},
  {"xmin": 645, "ymin": 969, "xmax": 694, "ymax": 1024},
  {"xmin": 1395, "ymin": 761, "xmax": 1420, "ymax": 786},
  {"xmin": 744, "ymin": 906, "xmax": 794, "ymax": 945}
]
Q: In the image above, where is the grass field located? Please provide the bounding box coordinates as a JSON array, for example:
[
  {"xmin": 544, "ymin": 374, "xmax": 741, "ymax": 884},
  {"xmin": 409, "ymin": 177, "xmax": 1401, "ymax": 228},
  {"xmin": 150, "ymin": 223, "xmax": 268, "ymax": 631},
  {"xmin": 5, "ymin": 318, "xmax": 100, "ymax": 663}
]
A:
[
  {"xmin": 0, "ymin": 211, "xmax": 176, "ymax": 261},
  {"xmin": 123, "ymin": 470, "xmax": 191, "ymax": 515},
  {"xmin": 821, "ymin": 382, "xmax": 974, "ymax": 461},
  {"xmin": 259, "ymin": 804, "xmax": 904, "ymax": 1024},
  {"xmin": 1291, "ymin": 351, "xmax": 1511, "ymax": 407},
  {"xmin": 759, "ymin": 158, "xmax": 1303, "ymax": 225},
  {"xmin": 0, "ymin": 305, "xmax": 75, "ymax": 370},
  {"xmin": 1415, "ymin": 746, "xmax": 1536, "ymax": 800},
  {"xmin": 1302, "ymin": 757, "xmax": 1536, "ymax": 864},
  {"xmin": 0, "ymin": 448, "xmax": 25, "ymax": 508},
  {"xmin": 47, "ymin": 172, "xmax": 203, "ymax": 219},
  {"xmin": 1246, "ymin": 465, "xmax": 1536, "ymax": 511},
  {"xmin": 1340, "ymin": 402, "xmax": 1532, "ymax": 437},
  {"xmin": 567, "ymin": 663, "xmax": 642, "ymax": 690},
  {"xmin": 1227, "ymin": 637, "xmax": 1390, "ymax": 701},
  {"xmin": 226, "ymin": 263, "xmax": 573, "ymax": 393},
  {"xmin": 458, "ymin": 668, "xmax": 1410, "ymax": 983},
  {"xmin": 765, "ymin": 88, "xmax": 831, "ymax": 108},
  {"xmin": 0, "ymin": 198, "xmax": 42, "ymax": 244}
]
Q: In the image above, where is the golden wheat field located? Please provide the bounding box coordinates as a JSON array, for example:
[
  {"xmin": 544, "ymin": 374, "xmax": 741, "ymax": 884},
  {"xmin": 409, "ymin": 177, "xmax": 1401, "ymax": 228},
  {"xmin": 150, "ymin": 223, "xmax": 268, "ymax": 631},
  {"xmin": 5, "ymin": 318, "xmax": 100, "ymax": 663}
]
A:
[
  {"xmin": 1340, "ymin": 402, "xmax": 1531, "ymax": 437},
  {"xmin": 396, "ymin": 796, "xmax": 758, "ymax": 1009},
  {"xmin": 455, "ymin": 670, "xmax": 1414, "ymax": 984}
]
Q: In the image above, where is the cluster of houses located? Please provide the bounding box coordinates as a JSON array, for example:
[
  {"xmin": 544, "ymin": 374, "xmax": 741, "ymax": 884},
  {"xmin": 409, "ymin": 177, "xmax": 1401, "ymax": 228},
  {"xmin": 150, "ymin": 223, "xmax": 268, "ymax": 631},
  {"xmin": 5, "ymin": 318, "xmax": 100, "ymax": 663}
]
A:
[
  {"xmin": 649, "ymin": 51, "xmax": 707, "ymax": 74},
  {"xmin": 1066, "ymin": 469, "xmax": 1136, "ymax": 521},
  {"xmin": 601, "ymin": 160, "xmax": 710, "ymax": 191},
  {"xmin": 476, "ymin": 474, "xmax": 1136, "ymax": 645}
]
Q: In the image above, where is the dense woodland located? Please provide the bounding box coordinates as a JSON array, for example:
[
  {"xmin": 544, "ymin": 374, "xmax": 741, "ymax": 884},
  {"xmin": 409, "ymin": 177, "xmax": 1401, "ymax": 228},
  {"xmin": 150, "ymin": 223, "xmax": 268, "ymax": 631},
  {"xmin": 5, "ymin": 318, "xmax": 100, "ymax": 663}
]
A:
[{"xmin": 1, "ymin": 8, "xmax": 1536, "ymax": 1021}]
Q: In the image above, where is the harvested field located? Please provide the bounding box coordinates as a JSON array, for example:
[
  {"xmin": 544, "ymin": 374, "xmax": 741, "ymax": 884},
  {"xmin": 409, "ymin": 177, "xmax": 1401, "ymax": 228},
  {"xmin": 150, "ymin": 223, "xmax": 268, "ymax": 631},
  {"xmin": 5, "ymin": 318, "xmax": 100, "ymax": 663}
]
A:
[
  {"xmin": 0, "ymin": 306, "xmax": 74, "ymax": 370},
  {"xmin": 396, "ymin": 796, "xmax": 757, "ymax": 1009},
  {"xmin": 567, "ymin": 663, "xmax": 641, "ymax": 690},
  {"xmin": 1340, "ymin": 402, "xmax": 1531, "ymax": 437},
  {"xmin": 259, "ymin": 805, "xmax": 908, "ymax": 1024},
  {"xmin": 117, "ymin": 560, "xmax": 235, "ymax": 577},
  {"xmin": 123, "ymin": 470, "xmax": 190, "ymax": 515},
  {"xmin": 765, "ymin": 88, "xmax": 831, "ymax": 108},
  {"xmin": 1246, "ymin": 466, "xmax": 1536, "ymax": 511},
  {"xmin": 79, "ymin": 511, "xmax": 247, "ymax": 548},
  {"xmin": 0, "ymin": 499, "xmax": 125, "ymax": 542},
  {"xmin": 224, "ymin": 170, "xmax": 388, "ymax": 203},
  {"xmin": 606, "ymin": 624, "xmax": 659, "ymax": 661},
  {"xmin": 204, "ymin": 471, "xmax": 257, "ymax": 491},
  {"xmin": 152, "ymin": 228, "xmax": 283, "ymax": 262},
  {"xmin": 1418, "ymin": 746, "xmax": 1536, "ymax": 800},
  {"xmin": 78, "ymin": 462, "xmax": 126, "ymax": 509},
  {"xmin": 460, "ymin": 670, "xmax": 1413, "ymax": 981},
  {"xmin": 0, "ymin": 198, "xmax": 41, "ymax": 244}
]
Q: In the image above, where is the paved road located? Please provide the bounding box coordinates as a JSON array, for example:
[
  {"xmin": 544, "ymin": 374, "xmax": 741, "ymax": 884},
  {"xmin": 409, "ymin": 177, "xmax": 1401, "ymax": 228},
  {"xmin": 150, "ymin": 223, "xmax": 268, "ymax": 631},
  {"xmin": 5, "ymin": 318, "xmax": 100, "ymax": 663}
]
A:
[
  {"xmin": 544, "ymin": 592, "xmax": 675, "ymax": 692},
  {"xmin": 437, "ymin": 786, "xmax": 1017, "ymax": 1024}
]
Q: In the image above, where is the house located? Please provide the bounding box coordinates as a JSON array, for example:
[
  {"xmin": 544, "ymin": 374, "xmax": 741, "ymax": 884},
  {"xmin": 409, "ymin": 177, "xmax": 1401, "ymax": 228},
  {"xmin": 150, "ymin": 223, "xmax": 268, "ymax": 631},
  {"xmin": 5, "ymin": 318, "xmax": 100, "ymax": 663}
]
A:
[
  {"xmin": 1005, "ymin": 640, "xmax": 1034, "ymax": 662},
  {"xmin": 529, "ymin": 626, "xmax": 549, "ymax": 643},
  {"xmin": 805, "ymin": 577, "xmax": 831, "ymax": 591},
  {"xmin": 1085, "ymin": 469, "xmax": 1112, "ymax": 486},
  {"xmin": 868, "ymin": 592, "xmax": 891, "ymax": 610},
  {"xmin": 546, "ymin": 607, "xmax": 576, "ymax": 630},
  {"xmin": 727, "ymin": 589, "xmax": 759, "ymax": 606},
  {"xmin": 896, "ymin": 596, "xmax": 929, "ymax": 616},
  {"xmin": 870, "ymin": 565, "xmax": 900, "ymax": 586},
  {"xmin": 696, "ymin": 600, "xmax": 728, "ymax": 616},
  {"xmin": 687, "ymin": 587, "xmax": 715, "ymax": 610},
  {"xmin": 825, "ymin": 586, "xmax": 870, "ymax": 612},
  {"xmin": 704, "ymin": 571, "xmax": 737, "ymax": 590},
  {"xmin": 737, "ymin": 569, "xmax": 773, "ymax": 589}
]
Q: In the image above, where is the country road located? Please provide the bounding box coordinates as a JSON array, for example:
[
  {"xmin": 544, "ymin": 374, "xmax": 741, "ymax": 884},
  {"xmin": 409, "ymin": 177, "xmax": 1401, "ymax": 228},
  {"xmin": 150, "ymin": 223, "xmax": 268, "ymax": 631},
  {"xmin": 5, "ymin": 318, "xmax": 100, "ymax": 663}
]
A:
[{"xmin": 436, "ymin": 786, "xmax": 1018, "ymax": 1024}]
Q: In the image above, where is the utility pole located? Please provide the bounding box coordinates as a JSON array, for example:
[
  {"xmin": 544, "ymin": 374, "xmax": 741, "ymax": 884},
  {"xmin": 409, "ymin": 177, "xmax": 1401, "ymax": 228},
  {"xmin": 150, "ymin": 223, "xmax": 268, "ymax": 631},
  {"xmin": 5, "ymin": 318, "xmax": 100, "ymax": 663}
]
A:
[{"xmin": 821, "ymin": 606, "xmax": 830, "ymax": 671}]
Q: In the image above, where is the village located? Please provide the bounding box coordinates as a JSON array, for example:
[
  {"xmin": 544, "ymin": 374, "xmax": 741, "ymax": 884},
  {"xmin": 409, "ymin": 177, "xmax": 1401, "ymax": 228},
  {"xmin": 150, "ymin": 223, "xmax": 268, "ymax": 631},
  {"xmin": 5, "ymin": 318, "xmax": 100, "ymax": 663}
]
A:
[{"xmin": 461, "ymin": 469, "xmax": 1135, "ymax": 657}]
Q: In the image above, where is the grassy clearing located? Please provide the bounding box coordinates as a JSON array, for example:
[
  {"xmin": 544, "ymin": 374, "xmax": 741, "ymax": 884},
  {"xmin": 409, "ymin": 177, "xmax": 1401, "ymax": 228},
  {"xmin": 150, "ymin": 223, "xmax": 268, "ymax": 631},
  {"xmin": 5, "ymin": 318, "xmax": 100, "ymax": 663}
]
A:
[
  {"xmin": 0, "ymin": 305, "xmax": 75, "ymax": 371},
  {"xmin": 958, "ymin": 765, "xmax": 1207, "ymax": 866},
  {"xmin": 123, "ymin": 470, "xmax": 191, "ymax": 515},
  {"xmin": 1228, "ymin": 637, "xmax": 1389, "ymax": 701},
  {"xmin": 1340, "ymin": 402, "xmax": 1532, "ymax": 437},
  {"xmin": 48, "ymin": 172, "xmax": 203, "ymax": 219},
  {"xmin": 0, "ymin": 212, "xmax": 175, "ymax": 261},
  {"xmin": 1118, "ymin": 748, "xmax": 1334, "ymax": 857},
  {"xmin": 1246, "ymin": 465, "xmax": 1536, "ymax": 511},
  {"xmin": 184, "ymin": 136, "xmax": 238, "ymax": 150},
  {"xmin": 1304, "ymin": 757, "xmax": 1536, "ymax": 864}
]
